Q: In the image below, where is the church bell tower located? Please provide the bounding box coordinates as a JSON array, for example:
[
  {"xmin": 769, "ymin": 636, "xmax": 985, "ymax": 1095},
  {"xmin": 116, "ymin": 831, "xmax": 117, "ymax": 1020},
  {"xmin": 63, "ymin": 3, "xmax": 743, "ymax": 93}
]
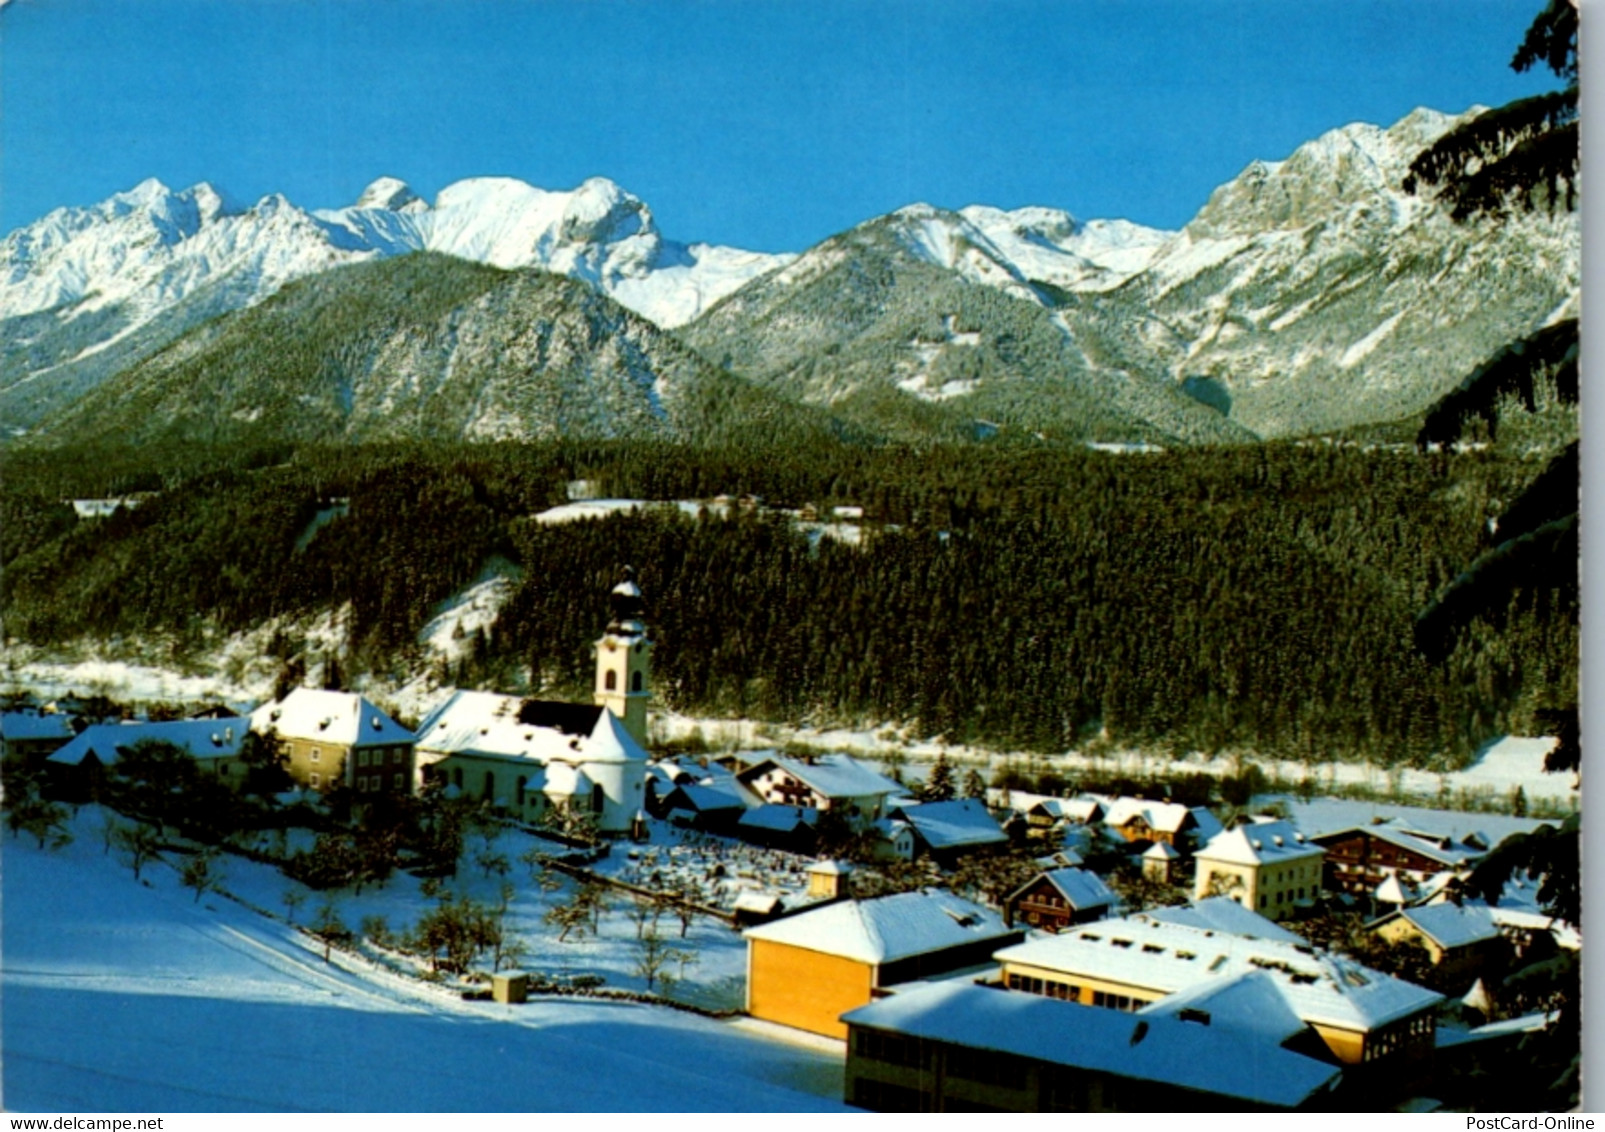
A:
[{"xmin": 594, "ymin": 567, "xmax": 652, "ymax": 746}]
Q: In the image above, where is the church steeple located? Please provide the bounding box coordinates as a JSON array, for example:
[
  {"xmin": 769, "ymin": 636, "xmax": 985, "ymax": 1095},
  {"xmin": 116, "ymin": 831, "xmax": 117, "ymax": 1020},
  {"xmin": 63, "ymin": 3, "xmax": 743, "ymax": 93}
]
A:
[{"xmin": 594, "ymin": 567, "xmax": 652, "ymax": 745}]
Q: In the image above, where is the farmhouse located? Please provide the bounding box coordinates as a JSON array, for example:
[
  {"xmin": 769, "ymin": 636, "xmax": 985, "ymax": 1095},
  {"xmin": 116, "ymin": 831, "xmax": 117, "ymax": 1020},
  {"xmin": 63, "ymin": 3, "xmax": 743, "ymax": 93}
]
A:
[
  {"xmin": 1310, "ymin": 822, "xmax": 1485, "ymax": 896},
  {"xmin": 47, "ymin": 717, "xmax": 252, "ymax": 800},
  {"xmin": 1193, "ymin": 819, "xmax": 1324, "ymax": 919},
  {"xmin": 1370, "ymin": 903, "xmax": 1504, "ymax": 985},
  {"xmin": 1098, "ymin": 796, "xmax": 1223, "ymax": 851},
  {"xmin": 743, "ymin": 890, "xmax": 1022, "ymax": 1038},
  {"xmin": 249, "ymin": 689, "xmax": 414, "ymax": 796},
  {"xmin": 1, "ymin": 709, "xmax": 77, "ymax": 768},
  {"xmin": 736, "ymin": 752, "xmax": 902, "ymax": 825}
]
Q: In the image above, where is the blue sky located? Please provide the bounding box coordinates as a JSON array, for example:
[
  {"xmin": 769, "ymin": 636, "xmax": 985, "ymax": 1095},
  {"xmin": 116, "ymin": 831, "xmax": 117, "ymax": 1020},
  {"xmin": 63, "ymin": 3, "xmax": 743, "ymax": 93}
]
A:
[{"xmin": 0, "ymin": 0, "xmax": 1562, "ymax": 250}]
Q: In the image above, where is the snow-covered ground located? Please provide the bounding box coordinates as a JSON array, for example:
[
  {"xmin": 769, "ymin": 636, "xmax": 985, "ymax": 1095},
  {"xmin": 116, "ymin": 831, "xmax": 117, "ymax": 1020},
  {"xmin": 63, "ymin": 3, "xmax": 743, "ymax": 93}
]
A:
[{"xmin": 1, "ymin": 811, "xmax": 847, "ymax": 1112}]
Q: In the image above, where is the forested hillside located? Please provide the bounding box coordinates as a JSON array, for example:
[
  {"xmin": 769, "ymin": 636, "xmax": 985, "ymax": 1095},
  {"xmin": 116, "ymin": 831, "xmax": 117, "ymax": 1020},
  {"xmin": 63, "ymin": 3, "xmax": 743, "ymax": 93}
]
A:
[{"xmin": 2, "ymin": 437, "xmax": 1573, "ymax": 767}]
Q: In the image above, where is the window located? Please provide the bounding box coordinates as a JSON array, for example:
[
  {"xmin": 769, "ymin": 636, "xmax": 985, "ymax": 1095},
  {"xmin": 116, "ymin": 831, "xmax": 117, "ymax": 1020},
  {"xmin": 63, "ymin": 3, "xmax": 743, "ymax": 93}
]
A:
[
  {"xmin": 605, "ymin": 670, "xmax": 617, "ymax": 691},
  {"xmin": 310, "ymin": 772, "xmax": 321, "ymax": 787},
  {"xmin": 393, "ymin": 749, "xmax": 405, "ymax": 765},
  {"xmin": 310, "ymin": 748, "xmax": 321, "ymax": 763},
  {"xmin": 632, "ymin": 671, "xmax": 643, "ymax": 692},
  {"xmin": 393, "ymin": 774, "xmax": 404, "ymax": 790},
  {"xmin": 358, "ymin": 750, "xmax": 369, "ymax": 767},
  {"xmin": 1259, "ymin": 894, "xmax": 1268, "ymax": 909}
]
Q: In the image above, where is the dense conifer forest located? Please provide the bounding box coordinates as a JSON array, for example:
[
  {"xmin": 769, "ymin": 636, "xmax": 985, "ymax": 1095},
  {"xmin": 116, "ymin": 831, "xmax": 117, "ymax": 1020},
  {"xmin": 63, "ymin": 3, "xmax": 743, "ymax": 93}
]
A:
[{"xmin": 0, "ymin": 436, "xmax": 1574, "ymax": 767}]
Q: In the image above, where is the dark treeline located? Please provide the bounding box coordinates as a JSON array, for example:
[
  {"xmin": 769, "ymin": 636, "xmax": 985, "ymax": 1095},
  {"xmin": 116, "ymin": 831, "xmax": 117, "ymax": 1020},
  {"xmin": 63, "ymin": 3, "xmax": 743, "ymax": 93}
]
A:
[{"xmin": 0, "ymin": 438, "xmax": 1574, "ymax": 766}]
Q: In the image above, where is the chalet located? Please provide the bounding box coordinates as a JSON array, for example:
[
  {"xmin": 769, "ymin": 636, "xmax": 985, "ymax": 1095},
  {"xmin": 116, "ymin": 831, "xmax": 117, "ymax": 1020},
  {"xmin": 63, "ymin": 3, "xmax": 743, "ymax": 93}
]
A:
[
  {"xmin": 1023, "ymin": 796, "xmax": 1105, "ymax": 834},
  {"xmin": 1098, "ymin": 796, "xmax": 1223, "ymax": 851},
  {"xmin": 841, "ymin": 978, "xmax": 1344, "ymax": 1112},
  {"xmin": 884, "ymin": 797, "xmax": 1007, "ymax": 864},
  {"xmin": 1370, "ymin": 904, "xmax": 1504, "ymax": 985},
  {"xmin": 994, "ymin": 914, "xmax": 1441, "ymax": 1067},
  {"xmin": 250, "ymin": 689, "xmax": 414, "ymax": 797},
  {"xmin": 1193, "ymin": 819, "xmax": 1324, "ymax": 919},
  {"xmin": 414, "ymin": 690, "xmax": 648, "ymax": 834},
  {"xmin": 742, "ymin": 890, "xmax": 1022, "ymax": 1038},
  {"xmin": 1, "ymin": 710, "xmax": 77, "ymax": 768},
  {"xmin": 736, "ymin": 752, "xmax": 902, "ymax": 825},
  {"xmin": 1004, "ymin": 867, "xmax": 1116, "ymax": 930},
  {"xmin": 46, "ymin": 718, "xmax": 251, "ymax": 801},
  {"xmin": 1310, "ymin": 822, "xmax": 1484, "ymax": 896}
]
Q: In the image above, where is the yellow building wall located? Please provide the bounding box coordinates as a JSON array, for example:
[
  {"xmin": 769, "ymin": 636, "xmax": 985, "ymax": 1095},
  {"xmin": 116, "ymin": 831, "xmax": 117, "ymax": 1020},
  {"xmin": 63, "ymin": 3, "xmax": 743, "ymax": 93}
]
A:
[
  {"xmin": 1374, "ymin": 918, "xmax": 1448, "ymax": 964},
  {"xmin": 749, "ymin": 939, "xmax": 874, "ymax": 1039},
  {"xmin": 1311, "ymin": 1023, "xmax": 1369, "ymax": 1065},
  {"xmin": 283, "ymin": 737, "xmax": 348, "ymax": 792}
]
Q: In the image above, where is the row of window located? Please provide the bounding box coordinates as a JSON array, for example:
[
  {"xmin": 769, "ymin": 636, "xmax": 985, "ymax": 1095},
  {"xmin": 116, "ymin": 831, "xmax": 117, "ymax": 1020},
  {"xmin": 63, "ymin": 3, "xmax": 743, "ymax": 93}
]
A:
[
  {"xmin": 601, "ymin": 669, "xmax": 646, "ymax": 692},
  {"xmin": 356, "ymin": 774, "xmax": 404, "ymax": 792},
  {"xmin": 357, "ymin": 747, "xmax": 407, "ymax": 768},
  {"xmin": 854, "ymin": 1029, "xmax": 931, "ymax": 1069},
  {"xmin": 1006, "ymin": 973, "xmax": 1081, "ymax": 1002}
]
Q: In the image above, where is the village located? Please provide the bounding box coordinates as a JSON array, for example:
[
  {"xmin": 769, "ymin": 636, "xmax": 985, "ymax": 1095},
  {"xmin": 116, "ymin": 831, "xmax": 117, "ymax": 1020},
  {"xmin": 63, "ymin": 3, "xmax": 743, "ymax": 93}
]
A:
[{"xmin": 0, "ymin": 574, "xmax": 1577, "ymax": 1113}]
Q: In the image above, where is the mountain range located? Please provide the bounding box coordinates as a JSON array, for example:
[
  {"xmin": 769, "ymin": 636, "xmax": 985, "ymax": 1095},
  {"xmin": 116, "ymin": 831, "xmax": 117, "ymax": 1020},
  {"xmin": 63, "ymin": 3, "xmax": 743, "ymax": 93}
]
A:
[{"xmin": 0, "ymin": 105, "xmax": 1579, "ymax": 447}]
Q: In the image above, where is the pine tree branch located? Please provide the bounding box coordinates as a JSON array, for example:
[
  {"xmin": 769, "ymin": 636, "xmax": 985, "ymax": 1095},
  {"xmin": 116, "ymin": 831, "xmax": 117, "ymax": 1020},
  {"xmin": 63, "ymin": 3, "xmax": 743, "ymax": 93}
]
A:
[
  {"xmin": 1403, "ymin": 94, "xmax": 1577, "ymax": 218},
  {"xmin": 1417, "ymin": 318, "xmax": 1578, "ymax": 448}
]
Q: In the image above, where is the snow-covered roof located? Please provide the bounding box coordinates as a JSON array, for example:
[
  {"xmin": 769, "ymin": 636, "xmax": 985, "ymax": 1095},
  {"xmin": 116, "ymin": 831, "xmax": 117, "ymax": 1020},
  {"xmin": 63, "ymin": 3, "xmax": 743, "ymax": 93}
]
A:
[
  {"xmin": 49, "ymin": 718, "xmax": 252, "ymax": 766},
  {"xmin": 1, "ymin": 711, "xmax": 75, "ymax": 742},
  {"xmin": 888, "ymin": 797, "xmax": 1007, "ymax": 851},
  {"xmin": 1135, "ymin": 897, "xmax": 1305, "ymax": 945},
  {"xmin": 733, "ymin": 893, "xmax": 785, "ymax": 915},
  {"xmin": 840, "ymin": 982, "xmax": 1341, "ymax": 1109},
  {"xmin": 664, "ymin": 782, "xmax": 747, "ymax": 813},
  {"xmin": 414, "ymin": 690, "xmax": 644, "ymax": 765},
  {"xmin": 1142, "ymin": 841, "xmax": 1181, "ymax": 860},
  {"xmin": 1035, "ymin": 848, "xmax": 1085, "ymax": 869},
  {"xmin": 1313, "ymin": 822, "xmax": 1482, "ymax": 868},
  {"xmin": 744, "ymin": 890, "xmax": 1014, "ymax": 965},
  {"xmin": 1285, "ymin": 799, "xmax": 1552, "ymax": 849},
  {"xmin": 1095, "ymin": 796, "xmax": 1220, "ymax": 840},
  {"xmin": 1384, "ymin": 904, "xmax": 1501, "ymax": 950},
  {"xmin": 1139, "ymin": 969, "xmax": 1311, "ymax": 1046},
  {"xmin": 1374, "ymin": 875, "xmax": 1417, "ymax": 905},
  {"xmin": 739, "ymin": 752, "xmax": 902, "ymax": 800},
  {"xmin": 995, "ymin": 914, "xmax": 1440, "ymax": 1032},
  {"xmin": 1026, "ymin": 796, "xmax": 1103, "ymax": 822},
  {"xmin": 1010, "ymin": 867, "xmax": 1115, "ymax": 911},
  {"xmin": 1196, "ymin": 820, "xmax": 1323, "ymax": 867},
  {"xmin": 738, "ymin": 804, "xmax": 818, "ymax": 833},
  {"xmin": 251, "ymin": 688, "xmax": 411, "ymax": 748}
]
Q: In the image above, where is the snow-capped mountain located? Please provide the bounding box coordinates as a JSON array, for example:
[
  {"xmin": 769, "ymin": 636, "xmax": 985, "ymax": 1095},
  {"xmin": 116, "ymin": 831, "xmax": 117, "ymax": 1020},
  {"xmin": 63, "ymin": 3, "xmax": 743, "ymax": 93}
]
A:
[
  {"xmin": 1, "ymin": 104, "xmax": 1581, "ymax": 444},
  {"xmin": 0, "ymin": 175, "xmax": 789, "ymax": 431},
  {"xmin": 36, "ymin": 253, "xmax": 841, "ymax": 448},
  {"xmin": 684, "ymin": 105, "xmax": 1578, "ymax": 440}
]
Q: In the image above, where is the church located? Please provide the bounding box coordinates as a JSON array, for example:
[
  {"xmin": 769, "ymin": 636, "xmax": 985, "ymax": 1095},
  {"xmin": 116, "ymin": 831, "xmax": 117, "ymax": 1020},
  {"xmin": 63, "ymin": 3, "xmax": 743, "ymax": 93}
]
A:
[{"xmin": 413, "ymin": 571, "xmax": 652, "ymax": 834}]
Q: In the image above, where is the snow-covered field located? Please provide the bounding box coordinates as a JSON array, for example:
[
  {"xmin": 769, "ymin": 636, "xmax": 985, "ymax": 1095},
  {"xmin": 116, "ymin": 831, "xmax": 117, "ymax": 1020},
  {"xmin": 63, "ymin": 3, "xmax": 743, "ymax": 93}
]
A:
[{"xmin": 1, "ymin": 812, "xmax": 848, "ymax": 1112}]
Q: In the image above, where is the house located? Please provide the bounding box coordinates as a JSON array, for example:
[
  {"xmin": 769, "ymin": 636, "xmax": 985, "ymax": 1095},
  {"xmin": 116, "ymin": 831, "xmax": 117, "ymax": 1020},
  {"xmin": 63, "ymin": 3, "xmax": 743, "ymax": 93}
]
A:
[
  {"xmin": 1193, "ymin": 819, "xmax": 1324, "ymax": 919},
  {"xmin": 736, "ymin": 752, "xmax": 902, "ymax": 825},
  {"xmin": 1131, "ymin": 896, "xmax": 1306, "ymax": 945},
  {"xmin": 1023, "ymin": 796, "xmax": 1105, "ymax": 834},
  {"xmin": 1370, "ymin": 903, "xmax": 1505, "ymax": 985},
  {"xmin": 1004, "ymin": 867, "xmax": 1117, "ymax": 930},
  {"xmin": 993, "ymin": 913, "xmax": 1441, "ymax": 1067},
  {"xmin": 658, "ymin": 781, "xmax": 749, "ymax": 832},
  {"xmin": 1098, "ymin": 797, "xmax": 1223, "ymax": 852},
  {"xmin": 1, "ymin": 710, "xmax": 77, "ymax": 768},
  {"xmin": 884, "ymin": 797, "xmax": 1007, "ymax": 864},
  {"xmin": 841, "ymin": 979, "xmax": 1344, "ymax": 1112},
  {"xmin": 742, "ymin": 890, "xmax": 1023, "ymax": 1038},
  {"xmin": 1310, "ymin": 822, "xmax": 1485, "ymax": 896},
  {"xmin": 414, "ymin": 690, "xmax": 649, "ymax": 834},
  {"xmin": 249, "ymin": 689, "xmax": 414, "ymax": 797},
  {"xmin": 46, "ymin": 718, "xmax": 252, "ymax": 800},
  {"xmin": 871, "ymin": 817, "xmax": 917, "ymax": 861}
]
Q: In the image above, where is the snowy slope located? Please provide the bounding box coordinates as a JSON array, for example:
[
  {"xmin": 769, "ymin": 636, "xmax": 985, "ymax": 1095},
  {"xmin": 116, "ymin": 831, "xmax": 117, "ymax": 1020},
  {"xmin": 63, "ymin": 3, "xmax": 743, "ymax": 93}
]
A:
[{"xmin": 1, "ymin": 815, "xmax": 848, "ymax": 1112}]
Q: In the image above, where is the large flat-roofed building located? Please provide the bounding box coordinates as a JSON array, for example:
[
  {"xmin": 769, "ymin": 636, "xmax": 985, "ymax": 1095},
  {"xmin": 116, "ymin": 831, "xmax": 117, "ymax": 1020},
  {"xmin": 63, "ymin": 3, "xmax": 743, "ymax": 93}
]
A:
[
  {"xmin": 841, "ymin": 979, "xmax": 1344, "ymax": 1112},
  {"xmin": 993, "ymin": 914, "xmax": 1440, "ymax": 1066}
]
